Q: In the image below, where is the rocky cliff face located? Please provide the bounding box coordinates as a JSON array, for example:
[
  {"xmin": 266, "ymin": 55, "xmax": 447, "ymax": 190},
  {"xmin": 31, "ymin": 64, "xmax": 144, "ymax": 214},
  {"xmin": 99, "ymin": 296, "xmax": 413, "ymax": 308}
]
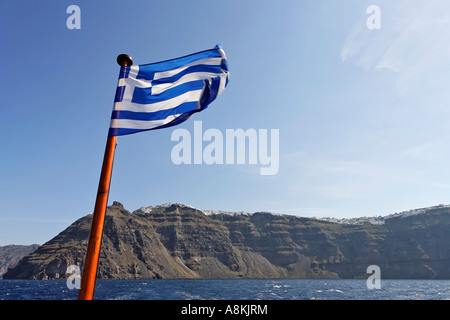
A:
[
  {"xmin": 0, "ymin": 244, "xmax": 39, "ymax": 278},
  {"xmin": 4, "ymin": 202, "xmax": 450, "ymax": 279}
]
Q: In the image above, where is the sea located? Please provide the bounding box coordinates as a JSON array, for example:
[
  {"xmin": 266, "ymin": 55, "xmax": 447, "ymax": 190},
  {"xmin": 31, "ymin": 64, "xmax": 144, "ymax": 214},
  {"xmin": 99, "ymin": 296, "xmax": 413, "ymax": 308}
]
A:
[{"xmin": 1, "ymin": 279, "xmax": 450, "ymax": 300}]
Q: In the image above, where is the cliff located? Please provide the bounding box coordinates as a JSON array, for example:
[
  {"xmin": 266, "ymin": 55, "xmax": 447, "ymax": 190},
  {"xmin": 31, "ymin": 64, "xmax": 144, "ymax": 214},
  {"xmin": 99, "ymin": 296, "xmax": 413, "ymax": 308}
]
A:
[
  {"xmin": 4, "ymin": 202, "xmax": 450, "ymax": 279},
  {"xmin": 0, "ymin": 244, "xmax": 39, "ymax": 278}
]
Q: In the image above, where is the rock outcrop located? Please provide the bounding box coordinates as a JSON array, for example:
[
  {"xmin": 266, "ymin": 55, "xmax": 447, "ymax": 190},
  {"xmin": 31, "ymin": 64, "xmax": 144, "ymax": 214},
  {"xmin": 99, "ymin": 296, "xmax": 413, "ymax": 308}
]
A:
[
  {"xmin": 0, "ymin": 244, "xmax": 39, "ymax": 278},
  {"xmin": 4, "ymin": 202, "xmax": 450, "ymax": 279}
]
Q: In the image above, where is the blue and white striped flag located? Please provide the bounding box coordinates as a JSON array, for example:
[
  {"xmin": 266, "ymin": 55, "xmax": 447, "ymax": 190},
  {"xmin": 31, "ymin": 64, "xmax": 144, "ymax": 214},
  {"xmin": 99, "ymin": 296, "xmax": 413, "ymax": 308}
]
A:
[{"xmin": 108, "ymin": 45, "xmax": 229, "ymax": 137}]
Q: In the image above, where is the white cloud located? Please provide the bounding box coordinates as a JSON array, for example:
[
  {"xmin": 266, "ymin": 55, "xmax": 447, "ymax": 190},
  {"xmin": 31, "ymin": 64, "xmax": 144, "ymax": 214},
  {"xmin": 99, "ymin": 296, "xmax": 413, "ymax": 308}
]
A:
[{"xmin": 341, "ymin": 0, "xmax": 450, "ymax": 93}]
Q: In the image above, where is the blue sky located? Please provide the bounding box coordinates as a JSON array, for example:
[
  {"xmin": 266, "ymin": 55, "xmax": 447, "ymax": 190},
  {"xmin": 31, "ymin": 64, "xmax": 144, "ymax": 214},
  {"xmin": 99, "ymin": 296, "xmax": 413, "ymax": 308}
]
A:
[{"xmin": 2, "ymin": 0, "xmax": 450, "ymax": 245}]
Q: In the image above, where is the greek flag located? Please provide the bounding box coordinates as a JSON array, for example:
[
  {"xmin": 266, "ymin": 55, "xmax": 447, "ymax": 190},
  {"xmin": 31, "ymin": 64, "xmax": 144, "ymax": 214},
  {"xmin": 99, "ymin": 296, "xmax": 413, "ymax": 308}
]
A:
[{"xmin": 108, "ymin": 45, "xmax": 229, "ymax": 137}]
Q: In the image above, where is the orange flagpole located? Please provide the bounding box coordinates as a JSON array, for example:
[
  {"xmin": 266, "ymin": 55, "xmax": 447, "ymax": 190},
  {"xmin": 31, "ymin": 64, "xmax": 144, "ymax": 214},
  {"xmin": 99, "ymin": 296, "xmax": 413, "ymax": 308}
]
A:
[{"xmin": 78, "ymin": 54, "xmax": 133, "ymax": 300}]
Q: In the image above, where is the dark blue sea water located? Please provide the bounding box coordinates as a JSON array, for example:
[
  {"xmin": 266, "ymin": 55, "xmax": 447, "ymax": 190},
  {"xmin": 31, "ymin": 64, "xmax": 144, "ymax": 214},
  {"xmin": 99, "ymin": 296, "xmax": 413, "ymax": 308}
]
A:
[{"xmin": 2, "ymin": 279, "xmax": 450, "ymax": 300}]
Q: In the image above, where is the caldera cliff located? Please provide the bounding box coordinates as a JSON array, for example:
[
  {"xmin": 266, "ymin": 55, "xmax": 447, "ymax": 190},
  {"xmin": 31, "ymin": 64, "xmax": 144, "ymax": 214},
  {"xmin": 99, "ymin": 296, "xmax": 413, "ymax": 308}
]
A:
[{"xmin": 4, "ymin": 202, "xmax": 450, "ymax": 279}]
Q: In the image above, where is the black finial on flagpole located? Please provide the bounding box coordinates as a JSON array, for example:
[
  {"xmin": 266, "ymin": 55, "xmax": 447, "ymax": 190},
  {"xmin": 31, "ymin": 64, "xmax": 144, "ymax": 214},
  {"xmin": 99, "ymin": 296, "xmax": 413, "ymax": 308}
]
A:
[{"xmin": 117, "ymin": 54, "xmax": 133, "ymax": 66}]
